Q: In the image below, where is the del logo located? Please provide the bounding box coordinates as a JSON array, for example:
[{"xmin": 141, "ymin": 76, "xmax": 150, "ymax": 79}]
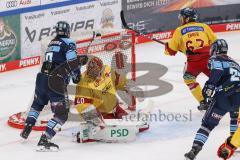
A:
[
  {"xmin": 101, "ymin": 8, "xmax": 114, "ymax": 29},
  {"xmin": 111, "ymin": 129, "xmax": 129, "ymax": 137},
  {"xmin": 0, "ymin": 18, "xmax": 17, "ymax": 61}
]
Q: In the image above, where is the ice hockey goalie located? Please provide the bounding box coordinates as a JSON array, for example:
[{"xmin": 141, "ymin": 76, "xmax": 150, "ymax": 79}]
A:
[{"xmin": 73, "ymin": 56, "xmax": 149, "ymax": 143}]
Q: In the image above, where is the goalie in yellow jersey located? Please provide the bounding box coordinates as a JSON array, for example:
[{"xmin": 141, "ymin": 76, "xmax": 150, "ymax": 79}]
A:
[
  {"xmin": 164, "ymin": 7, "xmax": 217, "ymax": 110},
  {"xmin": 74, "ymin": 56, "xmax": 145, "ymax": 135}
]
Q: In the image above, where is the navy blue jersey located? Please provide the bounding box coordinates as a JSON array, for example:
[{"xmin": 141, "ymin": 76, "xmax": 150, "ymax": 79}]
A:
[
  {"xmin": 42, "ymin": 36, "xmax": 80, "ymax": 82},
  {"xmin": 208, "ymin": 55, "xmax": 240, "ymax": 93},
  {"xmin": 45, "ymin": 36, "xmax": 77, "ymax": 65}
]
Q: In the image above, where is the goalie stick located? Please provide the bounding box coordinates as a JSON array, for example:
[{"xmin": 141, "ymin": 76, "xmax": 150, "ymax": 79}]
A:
[{"xmin": 120, "ymin": 10, "xmax": 165, "ymax": 45}]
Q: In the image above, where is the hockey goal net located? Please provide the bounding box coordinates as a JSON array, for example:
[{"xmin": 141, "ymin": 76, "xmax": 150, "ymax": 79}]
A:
[{"xmin": 8, "ymin": 31, "xmax": 136, "ymax": 131}]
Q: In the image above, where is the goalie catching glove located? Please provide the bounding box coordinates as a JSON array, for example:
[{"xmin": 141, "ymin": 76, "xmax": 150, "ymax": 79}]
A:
[{"xmin": 125, "ymin": 80, "xmax": 145, "ymax": 102}]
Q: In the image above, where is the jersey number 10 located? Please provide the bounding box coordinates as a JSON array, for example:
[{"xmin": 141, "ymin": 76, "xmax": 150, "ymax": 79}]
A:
[{"xmin": 45, "ymin": 52, "xmax": 53, "ymax": 62}]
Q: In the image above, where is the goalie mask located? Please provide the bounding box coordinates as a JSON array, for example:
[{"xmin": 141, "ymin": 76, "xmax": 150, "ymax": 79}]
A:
[{"xmin": 86, "ymin": 57, "xmax": 104, "ymax": 79}]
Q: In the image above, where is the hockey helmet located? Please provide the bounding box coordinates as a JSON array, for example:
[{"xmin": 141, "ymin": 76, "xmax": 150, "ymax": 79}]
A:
[
  {"xmin": 210, "ymin": 39, "xmax": 228, "ymax": 56},
  {"xmin": 56, "ymin": 21, "xmax": 70, "ymax": 38},
  {"xmin": 86, "ymin": 57, "xmax": 104, "ymax": 79},
  {"xmin": 179, "ymin": 8, "xmax": 198, "ymax": 23}
]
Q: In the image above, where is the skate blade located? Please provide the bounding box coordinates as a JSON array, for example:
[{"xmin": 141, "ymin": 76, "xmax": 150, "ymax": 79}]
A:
[
  {"xmin": 36, "ymin": 146, "xmax": 59, "ymax": 152},
  {"xmin": 20, "ymin": 138, "xmax": 28, "ymax": 144},
  {"xmin": 184, "ymin": 155, "xmax": 194, "ymax": 160},
  {"xmin": 233, "ymin": 150, "xmax": 240, "ymax": 157}
]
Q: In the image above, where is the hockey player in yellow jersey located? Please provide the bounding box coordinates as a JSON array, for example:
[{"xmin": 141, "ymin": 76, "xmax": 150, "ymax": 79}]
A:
[
  {"xmin": 164, "ymin": 7, "xmax": 217, "ymax": 110},
  {"xmin": 74, "ymin": 56, "xmax": 143, "ymax": 120},
  {"xmin": 72, "ymin": 57, "xmax": 148, "ymax": 142}
]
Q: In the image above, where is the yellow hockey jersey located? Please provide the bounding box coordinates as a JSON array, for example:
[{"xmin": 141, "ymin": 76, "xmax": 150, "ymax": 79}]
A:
[
  {"xmin": 74, "ymin": 65, "xmax": 127, "ymax": 114},
  {"xmin": 165, "ymin": 22, "xmax": 217, "ymax": 61}
]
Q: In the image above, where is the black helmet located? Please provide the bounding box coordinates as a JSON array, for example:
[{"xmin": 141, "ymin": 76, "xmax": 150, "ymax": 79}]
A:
[
  {"xmin": 179, "ymin": 7, "xmax": 198, "ymax": 22},
  {"xmin": 56, "ymin": 21, "xmax": 70, "ymax": 38},
  {"xmin": 210, "ymin": 39, "xmax": 228, "ymax": 56}
]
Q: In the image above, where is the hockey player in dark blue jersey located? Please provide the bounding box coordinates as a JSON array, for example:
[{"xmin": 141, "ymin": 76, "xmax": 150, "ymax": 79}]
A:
[
  {"xmin": 20, "ymin": 21, "xmax": 86, "ymax": 151},
  {"xmin": 184, "ymin": 39, "xmax": 240, "ymax": 160}
]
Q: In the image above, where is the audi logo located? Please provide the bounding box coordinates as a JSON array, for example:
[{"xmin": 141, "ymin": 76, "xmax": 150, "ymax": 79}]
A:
[{"xmin": 6, "ymin": 1, "xmax": 18, "ymax": 8}]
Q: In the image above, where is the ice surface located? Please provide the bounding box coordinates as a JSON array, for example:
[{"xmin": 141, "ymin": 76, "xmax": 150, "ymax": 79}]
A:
[{"xmin": 0, "ymin": 31, "xmax": 240, "ymax": 160}]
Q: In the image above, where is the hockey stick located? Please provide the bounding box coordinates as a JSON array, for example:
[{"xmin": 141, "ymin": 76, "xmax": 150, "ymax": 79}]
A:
[
  {"xmin": 86, "ymin": 31, "xmax": 96, "ymax": 53},
  {"xmin": 76, "ymin": 31, "xmax": 97, "ymax": 66},
  {"xmin": 120, "ymin": 10, "xmax": 165, "ymax": 45}
]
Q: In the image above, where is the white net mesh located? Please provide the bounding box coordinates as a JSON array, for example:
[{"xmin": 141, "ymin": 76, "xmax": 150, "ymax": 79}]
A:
[{"xmin": 77, "ymin": 32, "xmax": 135, "ymax": 79}]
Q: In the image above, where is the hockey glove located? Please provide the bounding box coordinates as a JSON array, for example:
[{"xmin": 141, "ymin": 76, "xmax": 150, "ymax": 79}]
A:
[
  {"xmin": 71, "ymin": 68, "xmax": 81, "ymax": 84},
  {"xmin": 164, "ymin": 42, "xmax": 177, "ymax": 56},
  {"xmin": 64, "ymin": 76, "xmax": 70, "ymax": 85},
  {"xmin": 202, "ymin": 82, "xmax": 215, "ymax": 102},
  {"xmin": 218, "ymin": 136, "xmax": 236, "ymax": 160},
  {"xmin": 77, "ymin": 55, "xmax": 88, "ymax": 66},
  {"xmin": 72, "ymin": 73, "xmax": 81, "ymax": 84},
  {"xmin": 125, "ymin": 80, "xmax": 145, "ymax": 102}
]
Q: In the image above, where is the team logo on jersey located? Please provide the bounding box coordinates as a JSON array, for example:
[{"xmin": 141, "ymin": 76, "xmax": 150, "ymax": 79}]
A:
[
  {"xmin": 101, "ymin": 8, "xmax": 114, "ymax": 29},
  {"xmin": 0, "ymin": 18, "xmax": 17, "ymax": 61},
  {"xmin": 181, "ymin": 26, "xmax": 204, "ymax": 35},
  {"xmin": 211, "ymin": 113, "xmax": 223, "ymax": 120},
  {"xmin": 102, "ymin": 82, "xmax": 112, "ymax": 95}
]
